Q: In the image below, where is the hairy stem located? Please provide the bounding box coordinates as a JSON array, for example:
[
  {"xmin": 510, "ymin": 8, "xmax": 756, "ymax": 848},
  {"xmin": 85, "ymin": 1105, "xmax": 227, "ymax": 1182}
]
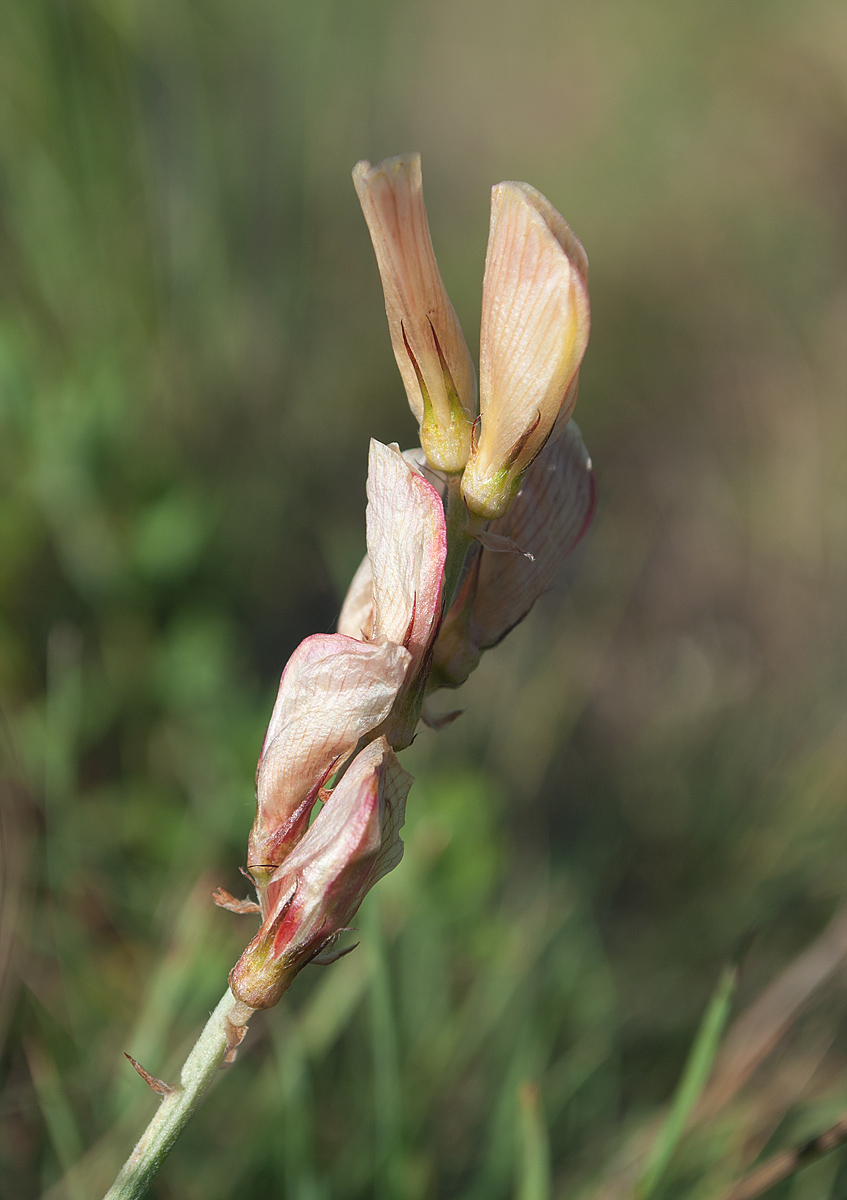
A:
[{"xmin": 102, "ymin": 989, "xmax": 254, "ymax": 1200}]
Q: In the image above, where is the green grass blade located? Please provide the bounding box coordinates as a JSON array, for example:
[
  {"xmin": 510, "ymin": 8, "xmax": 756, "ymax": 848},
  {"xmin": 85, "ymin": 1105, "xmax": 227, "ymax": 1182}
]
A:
[
  {"xmin": 516, "ymin": 1082, "xmax": 552, "ymax": 1200},
  {"xmin": 636, "ymin": 963, "xmax": 739, "ymax": 1200},
  {"xmin": 364, "ymin": 899, "xmax": 404, "ymax": 1200}
]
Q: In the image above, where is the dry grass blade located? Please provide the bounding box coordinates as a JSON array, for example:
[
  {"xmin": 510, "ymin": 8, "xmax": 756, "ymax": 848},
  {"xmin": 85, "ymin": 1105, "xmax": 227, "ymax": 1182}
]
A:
[
  {"xmin": 711, "ymin": 1112, "xmax": 847, "ymax": 1200},
  {"xmin": 697, "ymin": 907, "xmax": 847, "ymax": 1121},
  {"xmin": 0, "ymin": 776, "xmax": 29, "ymax": 1054},
  {"xmin": 586, "ymin": 910, "xmax": 847, "ymax": 1200}
]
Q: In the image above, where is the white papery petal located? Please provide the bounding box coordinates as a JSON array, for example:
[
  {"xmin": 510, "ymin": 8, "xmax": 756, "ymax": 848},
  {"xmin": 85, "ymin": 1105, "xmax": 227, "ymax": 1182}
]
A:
[
  {"xmin": 372, "ymin": 745, "xmax": 414, "ymax": 882},
  {"xmin": 479, "ymin": 183, "xmax": 589, "ymax": 464},
  {"xmin": 366, "ymin": 439, "xmax": 446, "ymax": 665},
  {"xmin": 233, "ymin": 738, "xmax": 412, "ymax": 1008}
]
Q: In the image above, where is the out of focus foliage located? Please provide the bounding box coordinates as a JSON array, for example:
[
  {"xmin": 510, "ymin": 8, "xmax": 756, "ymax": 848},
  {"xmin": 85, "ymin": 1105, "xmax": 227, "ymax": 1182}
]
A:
[{"xmin": 1, "ymin": 1, "xmax": 846, "ymax": 1197}]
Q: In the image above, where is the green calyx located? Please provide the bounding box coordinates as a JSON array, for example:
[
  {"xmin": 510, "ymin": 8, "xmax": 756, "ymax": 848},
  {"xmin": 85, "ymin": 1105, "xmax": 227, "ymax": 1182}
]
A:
[
  {"xmin": 461, "ymin": 461, "xmax": 523, "ymax": 521},
  {"xmin": 402, "ymin": 321, "xmax": 473, "ymax": 474}
]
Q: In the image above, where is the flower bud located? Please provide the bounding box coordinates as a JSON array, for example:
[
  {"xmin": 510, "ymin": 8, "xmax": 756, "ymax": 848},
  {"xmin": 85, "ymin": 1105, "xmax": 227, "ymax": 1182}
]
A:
[
  {"xmin": 461, "ymin": 183, "xmax": 590, "ymax": 519},
  {"xmin": 353, "ymin": 154, "xmax": 477, "ymax": 472},
  {"xmin": 231, "ymin": 738, "xmax": 411, "ymax": 1010}
]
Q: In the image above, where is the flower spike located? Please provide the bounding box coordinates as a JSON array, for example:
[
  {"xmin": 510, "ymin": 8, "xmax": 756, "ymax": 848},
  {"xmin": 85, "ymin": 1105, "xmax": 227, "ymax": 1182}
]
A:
[{"xmin": 101, "ymin": 155, "xmax": 598, "ymax": 1200}]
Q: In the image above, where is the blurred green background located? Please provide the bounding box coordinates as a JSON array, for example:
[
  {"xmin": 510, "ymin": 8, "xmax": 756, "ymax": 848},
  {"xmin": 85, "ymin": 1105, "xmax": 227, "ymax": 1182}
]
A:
[{"xmin": 1, "ymin": 0, "xmax": 846, "ymax": 1197}]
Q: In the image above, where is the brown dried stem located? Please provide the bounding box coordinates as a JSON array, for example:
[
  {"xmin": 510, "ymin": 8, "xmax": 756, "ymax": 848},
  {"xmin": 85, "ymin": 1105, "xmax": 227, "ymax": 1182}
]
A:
[{"xmin": 713, "ymin": 1112, "xmax": 847, "ymax": 1200}]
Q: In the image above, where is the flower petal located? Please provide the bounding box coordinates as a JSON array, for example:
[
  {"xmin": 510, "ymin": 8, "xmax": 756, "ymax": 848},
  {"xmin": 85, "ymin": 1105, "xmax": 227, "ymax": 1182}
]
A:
[
  {"xmin": 249, "ymin": 633, "xmax": 410, "ymax": 874},
  {"xmin": 275, "ymin": 736, "xmax": 410, "ymax": 896},
  {"xmin": 366, "ymin": 439, "xmax": 446, "ymax": 667},
  {"xmin": 338, "ymin": 444, "xmax": 448, "ymax": 646},
  {"xmin": 353, "ymin": 154, "xmax": 476, "ymax": 470},
  {"xmin": 462, "ymin": 183, "xmax": 590, "ymax": 518}
]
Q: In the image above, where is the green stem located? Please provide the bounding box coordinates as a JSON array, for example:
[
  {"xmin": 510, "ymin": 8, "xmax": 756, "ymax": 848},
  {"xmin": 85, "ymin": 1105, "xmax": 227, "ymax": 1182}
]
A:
[
  {"xmin": 441, "ymin": 474, "xmax": 475, "ymax": 611},
  {"xmin": 102, "ymin": 989, "xmax": 254, "ymax": 1200}
]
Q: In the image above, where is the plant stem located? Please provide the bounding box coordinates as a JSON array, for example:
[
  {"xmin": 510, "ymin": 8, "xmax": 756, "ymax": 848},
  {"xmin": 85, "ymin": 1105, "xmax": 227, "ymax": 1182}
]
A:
[
  {"xmin": 102, "ymin": 989, "xmax": 254, "ymax": 1200},
  {"xmin": 441, "ymin": 474, "xmax": 474, "ymax": 611}
]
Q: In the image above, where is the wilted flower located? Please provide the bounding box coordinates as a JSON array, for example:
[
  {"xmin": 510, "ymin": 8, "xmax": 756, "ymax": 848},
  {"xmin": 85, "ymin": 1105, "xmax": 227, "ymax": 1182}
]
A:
[
  {"xmin": 231, "ymin": 738, "xmax": 411, "ymax": 1010},
  {"xmin": 431, "ymin": 422, "xmax": 595, "ymax": 688},
  {"xmin": 461, "ymin": 182, "xmax": 590, "ymax": 519},
  {"xmin": 353, "ymin": 154, "xmax": 477, "ymax": 472},
  {"xmin": 248, "ymin": 633, "xmax": 410, "ymax": 885}
]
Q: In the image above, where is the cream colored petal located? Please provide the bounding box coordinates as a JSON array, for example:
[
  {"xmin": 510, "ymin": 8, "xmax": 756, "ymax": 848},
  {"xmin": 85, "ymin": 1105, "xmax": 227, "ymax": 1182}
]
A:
[
  {"xmin": 508, "ymin": 182, "xmax": 589, "ymax": 287},
  {"xmin": 462, "ymin": 183, "xmax": 590, "ymax": 518},
  {"xmin": 353, "ymin": 154, "xmax": 476, "ymax": 469},
  {"xmin": 337, "ymin": 553, "xmax": 374, "ymax": 641},
  {"xmin": 337, "ymin": 441, "xmax": 447, "ymax": 644},
  {"xmin": 366, "ymin": 439, "xmax": 446, "ymax": 668},
  {"xmin": 472, "ymin": 421, "xmax": 595, "ymax": 647},
  {"xmin": 479, "ymin": 184, "xmax": 590, "ymax": 463},
  {"xmin": 249, "ymin": 633, "xmax": 410, "ymax": 871},
  {"xmin": 274, "ymin": 740, "xmax": 382, "ymax": 885}
]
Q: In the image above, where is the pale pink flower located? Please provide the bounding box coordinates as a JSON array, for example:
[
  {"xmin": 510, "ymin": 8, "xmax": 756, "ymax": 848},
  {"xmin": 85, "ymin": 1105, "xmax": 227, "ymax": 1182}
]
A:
[
  {"xmin": 248, "ymin": 633, "xmax": 410, "ymax": 882},
  {"xmin": 353, "ymin": 154, "xmax": 476, "ymax": 472},
  {"xmin": 231, "ymin": 737, "xmax": 411, "ymax": 1009},
  {"xmin": 461, "ymin": 182, "xmax": 591, "ymax": 519}
]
